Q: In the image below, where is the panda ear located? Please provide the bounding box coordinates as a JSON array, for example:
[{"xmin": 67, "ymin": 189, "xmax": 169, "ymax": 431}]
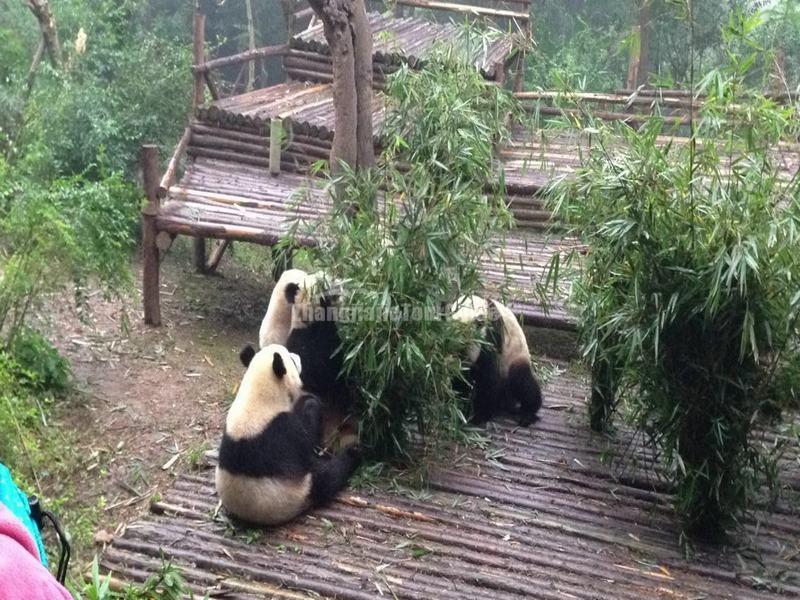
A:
[
  {"xmin": 284, "ymin": 283, "xmax": 300, "ymax": 304},
  {"xmin": 240, "ymin": 345, "xmax": 256, "ymax": 367},
  {"xmin": 272, "ymin": 352, "xmax": 287, "ymax": 378}
]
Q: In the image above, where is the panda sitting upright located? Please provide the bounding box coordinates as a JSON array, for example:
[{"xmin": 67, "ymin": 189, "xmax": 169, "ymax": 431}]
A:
[
  {"xmin": 215, "ymin": 343, "xmax": 360, "ymax": 526},
  {"xmin": 451, "ymin": 295, "xmax": 543, "ymax": 426}
]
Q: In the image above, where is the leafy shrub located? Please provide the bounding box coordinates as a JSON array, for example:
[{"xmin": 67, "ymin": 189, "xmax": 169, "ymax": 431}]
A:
[
  {"xmin": 0, "ymin": 172, "xmax": 138, "ymax": 344},
  {"xmin": 302, "ymin": 47, "xmax": 515, "ymax": 461},
  {"xmin": 7, "ymin": 328, "xmax": 70, "ymax": 393},
  {"xmin": 547, "ymin": 17, "xmax": 800, "ymax": 538}
]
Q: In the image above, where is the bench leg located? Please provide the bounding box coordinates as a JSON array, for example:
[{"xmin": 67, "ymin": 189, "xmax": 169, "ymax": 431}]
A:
[
  {"xmin": 205, "ymin": 239, "xmax": 231, "ymax": 274},
  {"xmin": 142, "ymin": 214, "xmax": 161, "ymax": 326},
  {"xmin": 193, "ymin": 237, "xmax": 207, "ymax": 273}
]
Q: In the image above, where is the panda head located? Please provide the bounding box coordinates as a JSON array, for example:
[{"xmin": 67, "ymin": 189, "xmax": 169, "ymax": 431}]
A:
[
  {"xmin": 227, "ymin": 344, "xmax": 304, "ymax": 438},
  {"xmin": 286, "ymin": 272, "xmax": 341, "ymax": 330}
]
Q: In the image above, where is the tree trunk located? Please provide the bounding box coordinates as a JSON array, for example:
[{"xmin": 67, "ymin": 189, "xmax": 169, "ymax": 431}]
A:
[
  {"xmin": 351, "ymin": 0, "xmax": 375, "ymax": 169},
  {"xmin": 626, "ymin": 0, "xmax": 651, "ymax": 89},
  {"xmin": 245, "ymin": 0, "xmax": 256, "ymax": 91},
  {"xmin": 638, "ymin": 0, "xmax": 651, "ymax": 87},
  {"xmin": 25, "ymin": 0, "xmax": 62, "ymax": 68},
  {"xmin": 307, "ymin": 0, "xmax": 374, "ymax": 173}
]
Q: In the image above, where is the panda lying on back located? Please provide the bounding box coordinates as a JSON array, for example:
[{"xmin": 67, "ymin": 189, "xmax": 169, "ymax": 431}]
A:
[
  {"xmin": 451, "ymin": 295, "xmax": 543, "ymax": 426},
  {"xmin": 215, "ymin": 343, "xmax": 360, "ymax": 526}
]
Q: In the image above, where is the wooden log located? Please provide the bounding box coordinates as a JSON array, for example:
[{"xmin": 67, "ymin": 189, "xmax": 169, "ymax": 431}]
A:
[
  {"xmin": 526, "ymin": 104, "xmax": 690, "ymax": 126},
  {"xmin": 515, "ymin": 90, "xmax": 700, "ymax": 111},
  {"xmin": 195, "ymin": 43, "xmax": 288, "ymax": 73},
  {"xmin": 140, "ymin": 145, "xmax": 161, "ymax": 327},
  {"xmin": 192, "ymin": 13, "xmax": 206, "ymax": 112},
  {"xmin": 270, "ymin": 118, "xmax": 283, "ymax": 176},
  {"xmin": 203, "ymin": 71, "xmax": 220, "ymax": 100},
  {"xmin": 395, "ymin": 0, "xmax": 529, "ymax": 20},
  {"xmin": 158, "ymin": 127, "xmax": 191, "ymax": 198},
  {"xmin": 155, "ymin": 231, "xmax": 174, "ymax": 253}
]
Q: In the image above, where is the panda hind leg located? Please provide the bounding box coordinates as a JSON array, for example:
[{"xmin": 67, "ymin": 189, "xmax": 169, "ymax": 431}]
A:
[
  {"xmin": 506, "ymin": 361, "xmax": 543, "ymax": 427},
  {"xmin": 309, "ymin": 447, "xmax": 362, "ymax": 507},
  {"xmin": 469, "ymin": 348, "xmax": 502, "ymax": 425},
  {"xmin": 295, "ymin": 395, "xmax": 324, "ymax": 443}
]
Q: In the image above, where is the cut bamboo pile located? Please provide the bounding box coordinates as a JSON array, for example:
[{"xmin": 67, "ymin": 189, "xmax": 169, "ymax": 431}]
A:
[
  {"xmin": 100, "ymin": 368, "xmax": 800, "ymax": 599},
  {"xmin": 290, "ymin": 12, "xmax": 513, "ymax": 81}
]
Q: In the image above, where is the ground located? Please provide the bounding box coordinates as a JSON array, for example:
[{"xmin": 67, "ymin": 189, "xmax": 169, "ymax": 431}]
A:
[{"xmin": 35, "ymin": 240, "xmax": 274, "ymax": 572}]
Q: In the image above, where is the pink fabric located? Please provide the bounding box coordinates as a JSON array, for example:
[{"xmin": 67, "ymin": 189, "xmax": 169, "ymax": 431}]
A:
[{"xmin": 0, "ymin": 503, "xmax": 72, "ymax": 600}]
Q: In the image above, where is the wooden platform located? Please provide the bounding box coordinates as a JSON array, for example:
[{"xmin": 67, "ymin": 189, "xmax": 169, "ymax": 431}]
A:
[
  {"xmin": 99, "ymin": 368, "xmax": 800, "ymax": 599},
  {"xmin": 289, "ymin": 12, "xmax": 514, "ymax": 81},
  {"xmin": 159, "ymin": 157, "xmax": 578, "ymax": 330}
]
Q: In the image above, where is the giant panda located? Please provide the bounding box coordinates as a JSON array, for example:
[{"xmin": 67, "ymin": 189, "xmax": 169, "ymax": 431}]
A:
[
  {"xmin": 285, "ymin": 272, "xmax": 349, "ymax": 408},
  {"xmin": 258, "ymin": 268, "xmax": 310, "ymax": 348},
  {"xmin": 451, "ymin": 295, "xmax": 543, "ymax": 426},
  {"xmin": 285, "ymin": 272, "xmax": 357, "ymax": 448},
  {"xmin": 215, "ymin": 343, "xmax": 360, "ymax": 526}
]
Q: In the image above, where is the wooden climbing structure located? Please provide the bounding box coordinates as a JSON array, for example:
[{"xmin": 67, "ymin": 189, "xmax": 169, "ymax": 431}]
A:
[{"xmin": 117, "ymin": 2, "xmax": 800, "ymax": 598}]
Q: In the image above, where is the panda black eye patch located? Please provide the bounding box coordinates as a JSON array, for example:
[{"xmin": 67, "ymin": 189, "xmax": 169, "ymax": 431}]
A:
[{"xmin": 285, "ymin": 283, "xmax": 300, "ymax": 304}]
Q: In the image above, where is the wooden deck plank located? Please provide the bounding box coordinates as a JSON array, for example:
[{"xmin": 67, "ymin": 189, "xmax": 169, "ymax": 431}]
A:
[{"xmin": 99, "ymin": 369, "xmax": 800, "ymax": 599}]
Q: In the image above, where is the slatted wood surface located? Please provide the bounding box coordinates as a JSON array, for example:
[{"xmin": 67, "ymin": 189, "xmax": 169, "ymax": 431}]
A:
[
  {"xmin": 160, "ymin": 157, "xmax": 577, "ymax": 329},
  {"xmin": 289, "ymin": 12, "xmax": 513, "ymax": 80},
  {"xmin": 100, "ymin": 368, "xmax": 800, "ymax": 599}
]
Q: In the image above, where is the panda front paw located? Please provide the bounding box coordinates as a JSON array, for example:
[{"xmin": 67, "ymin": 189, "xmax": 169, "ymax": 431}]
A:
[
  {"xmin": 344, "ymin": 445, "xmax": 363, "ymax": 469},
  {"xmin": 517, "ymin": 413, "xmax": 539, "ymax": 427}
]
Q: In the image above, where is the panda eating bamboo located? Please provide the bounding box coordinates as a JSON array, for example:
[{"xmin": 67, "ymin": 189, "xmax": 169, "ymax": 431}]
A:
[{"xmin": 215, "ymin": 344, "xmax": 360, "ymax": 526}]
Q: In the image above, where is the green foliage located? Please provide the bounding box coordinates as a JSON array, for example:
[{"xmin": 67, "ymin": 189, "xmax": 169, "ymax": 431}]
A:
[
  {"xmin": 526, "ymin": 0, "xmax": 633, "ymax": 91},
  {"xmin": 0, "ymin": 171, "xmax": 137, "ymax": 343},
  {"xmin": 7, "ymin": 328, "xmax": 70, "ymax": 393},
  {"xmin": 2, "ymin": 0, "xmax": 192, "ymax": 176},
  {"xmin": 75, "ymin": 557, "xmax": 204, "ymax": 600},
  {"xmin": 547, "ymin": 16, "xmax": 800, "ymax": 538},
  {"xmin": 302, "ymin": 47, "xmax": 515, "ymax": 461}
]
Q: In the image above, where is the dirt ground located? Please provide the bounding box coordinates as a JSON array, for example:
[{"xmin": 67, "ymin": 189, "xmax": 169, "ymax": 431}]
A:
[{"xmin": 38, "ymin": 241, "xmax": 274, "ymax": 567}]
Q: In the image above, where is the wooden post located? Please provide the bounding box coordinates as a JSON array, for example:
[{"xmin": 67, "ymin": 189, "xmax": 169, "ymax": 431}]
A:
[
  {"xmin": 269, "ymin": 118, "xmax": 283, "ymax": 176},
  {"xmin": 193, "ymin": 238, "xmax": 207, "ymax": 273},
  {"xmin": 141, "ymin": 145, "xmax": 161, "ymax": 326},
  {"xmin": 192, "ymin": 12, "xmax": 206, "ymax": 112},
  {"xmin": 192, "ymin": 11, "xmax": 208, "ymax": 272}
]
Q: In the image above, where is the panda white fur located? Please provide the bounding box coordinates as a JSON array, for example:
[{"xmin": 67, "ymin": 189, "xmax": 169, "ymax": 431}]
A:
[
  {"xmin": 451, "ymin": 295, "xmax": 543, "ymax": 426},
  {"xmin": 258, "ymin": 269, "xmax": 310, "ymax": 348},
  {"xmin": 215, "ymin": 343, "xmax": 360, "ymax": 526}
]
